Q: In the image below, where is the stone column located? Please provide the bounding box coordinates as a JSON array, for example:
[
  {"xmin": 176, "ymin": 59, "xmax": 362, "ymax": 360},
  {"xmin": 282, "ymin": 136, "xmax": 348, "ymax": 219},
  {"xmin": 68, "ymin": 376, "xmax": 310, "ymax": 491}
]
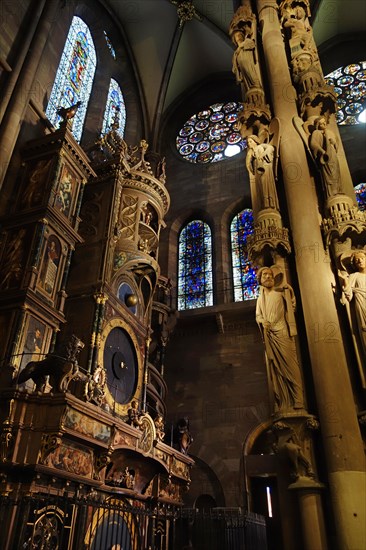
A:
[
  {"xmin": 290, "ymin": 482, "xmax": 328, "ymax": 550},
  {"xmin": 256, "ymin": 1, "xmax": 366, "ymax": 549},
  {"xmin": 0, "ymin": 0, "xmax": 47, "ymax": 124},
  {"xmin": 0, "ymin": 0, "xmax": 60, "ymax": 190}
]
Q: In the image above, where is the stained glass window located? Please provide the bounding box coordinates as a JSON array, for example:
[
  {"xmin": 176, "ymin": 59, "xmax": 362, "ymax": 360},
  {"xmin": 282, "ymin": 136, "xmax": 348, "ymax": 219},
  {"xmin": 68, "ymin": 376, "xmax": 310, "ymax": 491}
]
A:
[
  {"xmin": 324, "ymin": 61, "xmax": 366, "ymax": 125},
  {"xmin": 231, "ymin": 209, "xmax": 258, "ymax": 301},
  {"xmin": 45, "ymin": 16, "xmax": 97, "ymax": 143},
  {"xmin": 355, "ymin": 183, "xmax": 366, "ymax": 211},
  {"xmin": 103, "ymin": 30, "xmax": 116, "ymax": 59},
  {"xmin": 176, "ymin": 102, "xmax": 246, "ymax": 163},
  {"xmin": 101, "ymin": 79, "xmax": 126, "ymax": 137},
  {"xmin": 178, "ymin": 220, "xmax": 213, "ymax": 310}
]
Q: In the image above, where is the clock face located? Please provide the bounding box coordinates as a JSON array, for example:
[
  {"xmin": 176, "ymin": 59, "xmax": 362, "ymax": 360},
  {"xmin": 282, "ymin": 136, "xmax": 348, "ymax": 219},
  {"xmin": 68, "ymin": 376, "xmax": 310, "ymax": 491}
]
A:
[
  {"xmin": 138, "ymin": 414, "xmax": 156, "ymax": 454},
  {"xmin": 103, "ymin": 327, "xmax": 138, "ymax": 405}
]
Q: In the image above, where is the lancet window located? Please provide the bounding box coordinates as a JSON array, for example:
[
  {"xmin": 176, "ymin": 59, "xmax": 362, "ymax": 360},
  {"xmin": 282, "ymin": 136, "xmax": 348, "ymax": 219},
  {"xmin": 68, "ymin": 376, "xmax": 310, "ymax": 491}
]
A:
[
  {"xmin": 178, "ymin": 220, "xmax": 213, "ymax": 310},
  {"xmin": 355, "ymin": 183, "xmax": 366, "ymax": 211},
  {"xmin": 230, "ymin": 209, "xmax": 258, "ymax": 301},
  {"xmin": 101, "ymin": 79, "xmax": 126, "ymax": 136},
  {"xmin": 45, "ymin": 16, "xmax": 97, "ymax": 142}
]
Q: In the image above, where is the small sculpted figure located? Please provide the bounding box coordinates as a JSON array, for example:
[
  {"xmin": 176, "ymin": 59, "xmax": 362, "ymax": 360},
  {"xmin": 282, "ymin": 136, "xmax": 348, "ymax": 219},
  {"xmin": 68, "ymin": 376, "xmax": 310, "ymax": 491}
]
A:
[
  {"xmin": 309, "ymin": 116, "xmax": 342, "ymax": 198},
  {"xmin": 246, "ymin": 135, "xmax": 279, "ymax": 211}
]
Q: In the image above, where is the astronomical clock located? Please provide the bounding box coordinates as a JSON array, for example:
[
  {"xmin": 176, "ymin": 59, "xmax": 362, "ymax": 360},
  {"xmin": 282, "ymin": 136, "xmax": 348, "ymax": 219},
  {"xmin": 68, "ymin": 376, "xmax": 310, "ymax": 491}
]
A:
[{"xmin": 0, "ymin": 123, "xmax": 193, "ymax": 549}]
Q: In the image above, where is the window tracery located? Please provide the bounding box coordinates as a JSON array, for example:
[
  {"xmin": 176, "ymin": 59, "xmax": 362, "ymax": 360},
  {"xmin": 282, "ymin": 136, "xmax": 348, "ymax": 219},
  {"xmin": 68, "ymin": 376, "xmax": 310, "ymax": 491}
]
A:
[
  {"xmin": 324, "ymin": 61, "xmax": 366, "ymax": 125},
  {"xmin": 176, "ymin": 102, "xmax": 246, "ymax": 163}
]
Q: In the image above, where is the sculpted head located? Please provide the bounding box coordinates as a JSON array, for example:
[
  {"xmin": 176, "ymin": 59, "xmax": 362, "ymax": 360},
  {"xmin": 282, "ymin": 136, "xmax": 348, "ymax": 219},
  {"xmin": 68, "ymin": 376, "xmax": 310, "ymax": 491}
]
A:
[
  {"xmin": 351, "ymin": 251, "xmax": 366, "ymax": 272},
  {"xmin": 257, "ymin": 267, "xmax": 275, "ymax": 288}
]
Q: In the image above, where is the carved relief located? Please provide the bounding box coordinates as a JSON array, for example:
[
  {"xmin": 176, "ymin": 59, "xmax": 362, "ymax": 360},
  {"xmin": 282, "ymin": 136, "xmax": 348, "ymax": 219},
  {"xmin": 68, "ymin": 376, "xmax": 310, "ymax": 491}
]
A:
[
  {"xmin": 79, "ymin": 192, "xmax": 102, "ymax": 238},
  {"xmin": 119, "ymin": 194, "xmax": 138, "ymax": 239},
  {"xmin": 84, "ymin": 364, "xmax": 107, "ymax": 406},
  {"xmin": 39, "ymin": 432, "xmax": 63, "ymax": 465},
  {"xmin": 273, "ymin": 421, "xmax": 315, "ymax": 482},
  {"xmin": 43, "ymin": 440, "xmax": 93, "ymax": 478}
]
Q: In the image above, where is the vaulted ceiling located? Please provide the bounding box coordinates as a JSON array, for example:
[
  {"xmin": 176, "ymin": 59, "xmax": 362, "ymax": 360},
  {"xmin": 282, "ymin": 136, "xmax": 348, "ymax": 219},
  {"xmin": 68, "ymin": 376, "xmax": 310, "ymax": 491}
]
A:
[{"xmin": 101, "ymin": 0, "xmax": 365, "ymax": 139}]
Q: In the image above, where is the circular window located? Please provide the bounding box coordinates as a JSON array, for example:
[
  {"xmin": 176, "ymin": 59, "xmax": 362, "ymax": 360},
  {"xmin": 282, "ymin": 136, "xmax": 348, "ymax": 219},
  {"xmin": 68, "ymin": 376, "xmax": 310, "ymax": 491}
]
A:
[
  {"xmin": 176, "ymin": 102, "xmax": 246, "ymax": 163},
  {"xmin": 325, "ymin": 61, "xmax": 366, "ymax": 125}
]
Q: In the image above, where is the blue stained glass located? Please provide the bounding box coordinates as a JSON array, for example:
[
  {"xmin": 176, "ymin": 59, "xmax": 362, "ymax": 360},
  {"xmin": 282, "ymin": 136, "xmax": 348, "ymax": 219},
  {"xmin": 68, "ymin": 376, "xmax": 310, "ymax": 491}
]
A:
[
  {"xmin": 46, "ymin": 16, "xmax": 96, "ymax": 143},
  {"xmin": 101, "ymin": 79, "xmax": 126, "ymax": 137},
  {"xmin": 178, "ymin": 220, "xmax": 213, "ymax": 310},
  {"xmin": 177, "ymin": 102, "xmax": 246, "ymax": 164},
  {"xmin": 355, "ymin": 183, "xmax": 366, "ymax": 211},
  {"xmin": 103, "ymin": 30, "xmax": 116, "ymax": 59},
  {"xmin": 325, "ymin": 61, "xmax": 366, "ymax": 126},
  {"xmin": 230, "ymin": 209, "xmax": 258, "ymax": 301}
]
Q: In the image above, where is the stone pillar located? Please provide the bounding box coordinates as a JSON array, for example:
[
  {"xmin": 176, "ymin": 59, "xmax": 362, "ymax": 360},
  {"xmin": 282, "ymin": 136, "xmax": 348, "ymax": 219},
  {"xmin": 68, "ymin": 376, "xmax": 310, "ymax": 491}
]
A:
[
  {"xmin": 0, "ymin": 0, "xmax": 47, "ymax": 124},
  {"xmin": 256, "ymin": 1, "xmax": 366, "ymax": 549},
  {"xmin": 0, "ymin": 0, "xmax": 60, "ymax": 190},
  {"xmin": 290, "ymin": 481, "xmax": 328, "ymax": 550}
]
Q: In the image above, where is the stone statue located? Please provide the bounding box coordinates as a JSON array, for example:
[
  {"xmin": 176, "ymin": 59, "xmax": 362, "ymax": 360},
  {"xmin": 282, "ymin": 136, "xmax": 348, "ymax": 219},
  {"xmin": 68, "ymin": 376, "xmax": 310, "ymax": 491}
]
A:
[
  {"xmin": 256, "ymin": 267, "xmax": 304, "ymax": 412},
  {"xmin": 340, "ymin": 250, "xmax": 366, "ymax": 360},
  {"xmin": 246, "ymin": 135, "xmax": 279, "ymax": 211},
  {"xmin": 274, "ymin": 423, "xmax": 314, "ymax": 481},
  {"xmin": 309, "ymin": 116, "xmax": 342, "ymax": 198},
  {"xmin": 231, "ymin": 25, "xmax": 262, "ymax": 96},
  {"xmin": 282, "ymin": 5, "xmax": 313, "ymax": 52}
]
